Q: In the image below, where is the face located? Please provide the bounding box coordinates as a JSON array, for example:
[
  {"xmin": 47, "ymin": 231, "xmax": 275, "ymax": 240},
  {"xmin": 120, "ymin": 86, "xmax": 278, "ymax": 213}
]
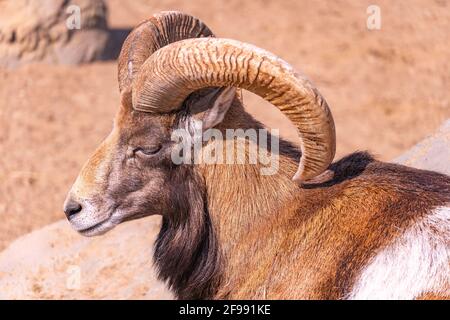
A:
[
  {"xmin": 64, "ymin": 87, "xmax": 235, "ymax": 236},
  {"xmin": 63, "ymin": 104, "xmax": 178, "ymax": 236}
]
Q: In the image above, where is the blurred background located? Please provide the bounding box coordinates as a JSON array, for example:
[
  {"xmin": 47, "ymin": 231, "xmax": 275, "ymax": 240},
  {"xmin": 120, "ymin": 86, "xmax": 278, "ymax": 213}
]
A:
[{"xmin": 0, "ymin": 0, "xmax": 449, "ymax": 251}]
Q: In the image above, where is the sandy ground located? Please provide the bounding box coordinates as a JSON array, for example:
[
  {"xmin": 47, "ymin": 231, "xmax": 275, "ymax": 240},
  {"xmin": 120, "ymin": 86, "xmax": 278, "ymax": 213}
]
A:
[{"xmin": 0, "ymin": 0, "xmax": 449, "ymax": 250}]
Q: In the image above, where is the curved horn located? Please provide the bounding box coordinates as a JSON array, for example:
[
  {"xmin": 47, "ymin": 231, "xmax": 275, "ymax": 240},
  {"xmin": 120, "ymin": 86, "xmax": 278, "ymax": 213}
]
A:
[
  {"xmin": 133, "ymin": 38, "xmax": 336, "ymax": 182},
  {"xmin": 117, "ymin": 11, "xmax": 214, "ymax": 98}
]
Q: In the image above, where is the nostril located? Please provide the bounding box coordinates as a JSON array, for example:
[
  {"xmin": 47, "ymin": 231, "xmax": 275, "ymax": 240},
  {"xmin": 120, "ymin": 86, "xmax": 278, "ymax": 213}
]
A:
[{"xmin": 64, "ymin": 199, "xmax": 82, "ymax": 219}]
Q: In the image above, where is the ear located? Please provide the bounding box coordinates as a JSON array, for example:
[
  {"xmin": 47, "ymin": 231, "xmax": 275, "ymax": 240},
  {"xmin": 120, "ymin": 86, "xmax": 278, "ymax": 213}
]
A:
[
  {"xmin": 120, "ymin": 89, "xmax": 133, "ymax": 111},
  {"xmin": 188, "ymin": 87, "xmax": 236, "ymax": 130}
]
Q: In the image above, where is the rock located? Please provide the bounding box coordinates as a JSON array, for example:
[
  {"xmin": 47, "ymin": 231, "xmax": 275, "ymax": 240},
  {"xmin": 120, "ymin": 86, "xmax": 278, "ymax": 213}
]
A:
[
  {"xmin": 394, "ymin": 120, "xmax": 450, "ymax": 175},
  {"xmin": 0, "ymin": 120, "xmax": 448, "ymax": 299},
  {"xmin": 0, "ymin": 0, "xmax": 114, "ymax": 68},
  {"xmin": 0, "ymin": 216, "xmax": 173, "ymax": 299}
]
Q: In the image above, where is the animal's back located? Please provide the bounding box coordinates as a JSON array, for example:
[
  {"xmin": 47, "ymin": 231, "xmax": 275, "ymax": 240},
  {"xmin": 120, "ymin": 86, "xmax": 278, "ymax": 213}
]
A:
[{"xmin": 231, "ymin": 152, "xmax": 450, "ymax": 299}]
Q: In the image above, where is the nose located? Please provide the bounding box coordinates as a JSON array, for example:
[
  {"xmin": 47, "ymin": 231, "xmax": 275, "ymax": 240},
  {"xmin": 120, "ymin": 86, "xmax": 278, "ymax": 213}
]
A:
[{"xmin": 64, "ymin": 198, "xmax": 82, "ymax": 219}]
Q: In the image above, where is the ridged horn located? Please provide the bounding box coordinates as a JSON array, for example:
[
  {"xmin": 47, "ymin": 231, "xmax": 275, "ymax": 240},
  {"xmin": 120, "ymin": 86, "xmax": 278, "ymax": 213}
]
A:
[
  {"xmin": 117, "ymin": 11, "xmax": 214, "ymax": 98},
  {"xmin": 133, "ymin": 38, "xmax": 336, "ymax": 183}
]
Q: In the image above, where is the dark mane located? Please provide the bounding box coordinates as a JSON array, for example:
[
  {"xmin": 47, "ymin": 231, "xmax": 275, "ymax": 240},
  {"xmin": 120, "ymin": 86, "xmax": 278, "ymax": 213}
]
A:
[{"xmin": 154, "ymin": 166, "xmax": 222, "ymax": 299}]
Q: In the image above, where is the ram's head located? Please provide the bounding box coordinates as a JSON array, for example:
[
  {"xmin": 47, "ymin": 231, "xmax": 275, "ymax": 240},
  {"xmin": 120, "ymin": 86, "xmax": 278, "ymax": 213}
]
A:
[{"xmin": 63, "ymin": 11, "xmax": 336, "ymax": 236}]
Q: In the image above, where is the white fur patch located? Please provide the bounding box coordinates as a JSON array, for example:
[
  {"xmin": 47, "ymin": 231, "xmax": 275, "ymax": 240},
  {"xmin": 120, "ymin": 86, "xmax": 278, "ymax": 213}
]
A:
[{"xmin": 348, "ymin": 206, "xmax": 450, "ymax": 300}]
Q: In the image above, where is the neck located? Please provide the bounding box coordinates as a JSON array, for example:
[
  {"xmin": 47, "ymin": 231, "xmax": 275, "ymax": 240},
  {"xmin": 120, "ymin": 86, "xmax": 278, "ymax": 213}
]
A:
[
  {"xmin": 196, "ymin": 104, "xmax": 303, "ymax": 298},
  {"xmin": 156, "ymin": 101, "xmax": 304, "ymax": 299}
]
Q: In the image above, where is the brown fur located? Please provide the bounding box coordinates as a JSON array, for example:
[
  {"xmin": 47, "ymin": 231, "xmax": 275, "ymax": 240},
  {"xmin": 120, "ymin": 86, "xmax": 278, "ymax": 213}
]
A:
[
  {"xmin": 68, "ymin": 94, "xmax": 450, "ymax": 300},
  {"xmin": 192, "ymin": 102, "xmax": 450, "ymax": 299},
  {"xmin": 64, "ymin": 12, "xmax": 449, "ymax": 299},
  {"xmin": 416, "ymin": 292, "xmax": 450, "ymax": 300}
]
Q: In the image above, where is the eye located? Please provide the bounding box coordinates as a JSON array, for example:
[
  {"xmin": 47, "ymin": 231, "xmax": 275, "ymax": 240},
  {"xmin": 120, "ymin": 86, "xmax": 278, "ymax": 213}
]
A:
[{"xmin": 134, "ymin": 145, "xmax": 162, "ymax": 157}]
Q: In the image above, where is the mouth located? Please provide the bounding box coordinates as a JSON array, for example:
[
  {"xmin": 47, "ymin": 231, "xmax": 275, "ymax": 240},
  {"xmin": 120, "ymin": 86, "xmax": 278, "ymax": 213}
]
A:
[
  {"xmin": 70, "ymin": 203, "xmax": 120, "ymax": 237},
  {"xmin": 77, "ymin": 210, "xmax": 151, "ymax": 236},
  {"xmin": 76, "ymin": 216, "xmax": 117, "ymax": 237},
  {"xmin": 69, "ymin": 204, "xmax": 151, "ymax": 237}
]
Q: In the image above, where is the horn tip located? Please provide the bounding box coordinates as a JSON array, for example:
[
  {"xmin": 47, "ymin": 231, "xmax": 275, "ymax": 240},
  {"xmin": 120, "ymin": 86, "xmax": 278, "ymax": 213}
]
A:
[{"xmin": 293, "ymin": 169, "xmax": 335, "ymax": 185}]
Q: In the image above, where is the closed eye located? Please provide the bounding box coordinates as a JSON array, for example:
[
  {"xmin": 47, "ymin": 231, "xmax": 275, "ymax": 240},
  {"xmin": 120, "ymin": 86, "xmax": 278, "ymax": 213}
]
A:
[{"xmin": 134, "ymin": 145, "xmax": 162, "ymax": 157}]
